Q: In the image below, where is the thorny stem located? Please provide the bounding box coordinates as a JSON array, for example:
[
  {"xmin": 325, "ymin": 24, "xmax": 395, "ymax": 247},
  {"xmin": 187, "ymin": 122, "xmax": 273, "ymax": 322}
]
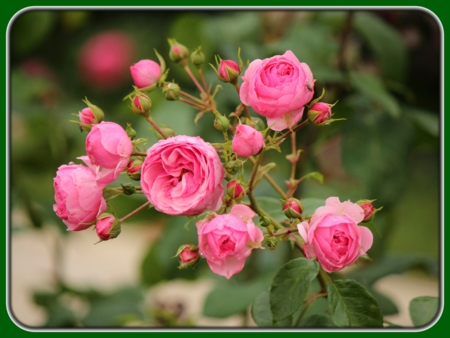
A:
[
  {"xmin": 248, "ymin": 156, "xmax": 287, "ymax": 199},
  {"xmin": 184, "ymin": 65, "xmax": 207, "ymax": 97},
  {"xmin": 119, "ymin": 201, "xmax": 152, "ymax": 223},
  {"xmin": 275, "ymin": 120, "xmax": 310, "ymax": 144},
  {"xmin": 146, "ymin": 116, "xmax": 168, "ymax": 139}
]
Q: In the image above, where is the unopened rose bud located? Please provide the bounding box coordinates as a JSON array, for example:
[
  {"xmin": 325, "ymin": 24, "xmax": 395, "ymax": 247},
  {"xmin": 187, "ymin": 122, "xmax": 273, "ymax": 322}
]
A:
[
  {"xmin": 162, "ymin": 82, "xmax": 180, "ymax": 101},
  {"xmin": 121, "ymin": 183, "xmax": 136, "ymax": 196},
  {"xmin": 190, "ymin": 47, "xmax": 205, "ymax": 67},
  {"xmin": 266, "ymin": 237, "xmax": 277, "ymax": 250},
  {"xmin": 130, "ymin": 59, "xmax": 161, "ymax": 90},
  {"xmin": 78, "ymin": 99, "xmax": 105, "ymax": 131},
  {"xmin": 214, "ymin": 114, "xmax": 230, "ymax": 132},
  {"xmin": 308, "ymin": 102, "xmax": 333, "ymax": 125},
  {"xmin": 131, "ymin": 94, "xmax": 152, "ymax": 117},
  {"xmin": 225, "ymin": 160, "xmax": 241, "ymax": 175},
  {"xmin": 218, "ymin": 59, "xmax": 240, "ymax": 84},
  {"xmin": 96, "ymin": 213, "xmax": 121, "ymax": 241},
  {"xmin": 226, "ymin": 180, "xmax": 245, "ymax": 200},
  {"xmin": 356, "ymin": 199, "xmax": 382, "ymax": 222},
  {"xmin": 232, "ymin": 124, "xmax": 264, "ymax": 158},
  {"xmin": 174, "ymin": 244, "xmax": 200, "ymax": 269},
  {"xmin": 126, "ymin": 124, "xmax": 137, "ymax": 140},
  {"xmin": 168, "ymin": 39, "xmax": 189, "ymax": 65},
  {"xmin": 283, "ymin": 198, "xmax": 303, "ymax": 219},
  {"xmin": 127, "ymin": 159, "xmax": 142, "ymax": 181},
  {"xmin": 259, "ymin": 215, "xmax": 271, "ymax": 227}
]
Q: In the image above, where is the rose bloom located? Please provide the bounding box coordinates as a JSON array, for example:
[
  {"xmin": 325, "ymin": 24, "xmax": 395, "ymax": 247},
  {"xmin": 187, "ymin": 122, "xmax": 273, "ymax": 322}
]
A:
[
  {"xmin": 85, "ymin": 122, "xmax": 133, "ymax": 175},
  {"xmin": 53, "ymin": 163, "xmax": 107, "ymax": 231},
  {"xmin": 78, "ymin": 155, "xmax": 119, "ymax": 189},
  {"xmin": 232, "ymin": 124, "xmax": 264, "ymax": 157},
  {"xmin": 297, "ymin": 197, "xmax": 373, "ymax": 273},
  {"xmin": 239, "ymin": 50, "xmax": 314, "ymax": 131},
  {"xmin": 129, "ymin": 59, "xmax": 161, "ymax": 89},
  {"xmin": 196, "ymin": 204, "xmax": 264, "ymax": 279},
  {"xmin": 140, "ymin": 135, "xmax": 224, "ymax": 216}
]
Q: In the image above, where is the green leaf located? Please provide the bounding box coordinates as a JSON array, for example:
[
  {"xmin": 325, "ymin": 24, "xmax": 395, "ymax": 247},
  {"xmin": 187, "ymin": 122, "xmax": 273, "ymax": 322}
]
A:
[
  {"xmin": 301, "ymin": 198, "xmax": 325, "ymax": 217},
  {"xmin": 350, "ymin": 72, "xmax": 401, "ymax": 118},
  {"xmin": 327, "ymin": 279, "xmax": 383, "ymax": 327},
  {"xmin": 353, "ymin": 12, "xmax": 407, "ymax": 82},
  {"xmin": 302, "ymin": 314, "xmax": 335, "ymax": 328},
  {"xmin": 300, "ymin": 171, "xmax": 324, "ymax": 184},
  {"xmin": 407, "ymin": 108, "xmax": 439, "ymax": 137},
  {"xmin": 203, "ymin": 280, "xmax": 267, "ymax": 318},
  {"xmin": 369, "ymin": 289, "xmax": 399, "ymax": 316},
  {"xmin": 409, "ymin": 296, "xmax": 439, "ymax": 327},
  {"xmin": 255, "ymin": 196, "xmax": 285, "ymax": 221},
  {"xmin": 252, "ymin": 288, "xmax": 293, "ymax": 327},
  {"xmin": 253, "ymin": 163, "xmax": 276, "ymax": 189},
  {"xmin": 270, "ymin": 258, "xmax": 320, "ymax": 322}
]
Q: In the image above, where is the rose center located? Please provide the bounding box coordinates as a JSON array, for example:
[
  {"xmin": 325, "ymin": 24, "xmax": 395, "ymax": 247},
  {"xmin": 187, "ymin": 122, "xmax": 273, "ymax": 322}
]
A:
[
  {"xmin": 177, "ymin": 168, "xmax": 192, "ymax": 182},
  {"xmin": 331, "ymin": 230, "xmax": 349, "ymax": 255},
  {"xmin": 277, "ymin": 64, "xmax": 293, "ymax": 77},
  {"xmin": 218, "ymin": 235, "xmax": 236, "ymax": 253}
]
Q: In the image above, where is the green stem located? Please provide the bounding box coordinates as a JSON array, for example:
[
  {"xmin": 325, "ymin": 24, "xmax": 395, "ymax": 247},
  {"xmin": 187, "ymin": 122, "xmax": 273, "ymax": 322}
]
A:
[
  {"xmin": 275, "ymin": 120, "xmax": 309, "ymax": 144},
  {"xmin": 119, "ymin": 201, "xmax": 152, "ymax": 223},
  {"xmin": 248, "ymin": 156, "xmax": 287, "ymax": 199},
  {"xmin": 248, "ymin": 191, "xmax": 284, "ymax": 231},
  {"xmin": 146, "ymin": 116, "xmax": 168, "ymax": 139},
  {"xmin": 290, "ymin": 132, "xmax": 297, "ymax": 180}
]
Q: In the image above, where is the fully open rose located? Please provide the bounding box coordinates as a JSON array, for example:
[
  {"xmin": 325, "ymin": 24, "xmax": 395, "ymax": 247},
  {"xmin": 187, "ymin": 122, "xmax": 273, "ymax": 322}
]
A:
[
  {"xmin": 196, "ymin": 204, "xmax": 264, "ymax": 279},
  {"xmin": 239, "ymin": 50, "xmax": 314, "ymax": 131},
  {"xmin": 53, "ymin": 163, "xmax": 107, "ymax": 231},
  {"xmin": 140, "ymin": 135, "xmax": 224, "ymax": 216},
  {"xmin": 297, "ymin": 197, "xmax": 373, "ymax": 273}
]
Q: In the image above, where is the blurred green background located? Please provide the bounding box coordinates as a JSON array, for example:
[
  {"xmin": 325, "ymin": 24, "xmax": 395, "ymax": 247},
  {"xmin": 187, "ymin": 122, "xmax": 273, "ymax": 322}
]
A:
[{"xmin": 9, "ymin": 9, "xmax": 440, "ymax": 328}]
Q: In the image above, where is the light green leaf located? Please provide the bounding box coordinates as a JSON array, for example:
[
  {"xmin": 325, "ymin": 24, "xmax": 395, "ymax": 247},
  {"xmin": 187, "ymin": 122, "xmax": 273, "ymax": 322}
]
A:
[
  {"xmin": 409, "ymin": 296, "xmax": 439, "ymax": 327},
  {"xmin": 270, "ymin": 258, "xmax": 320, "ymax": 322},
  {"xmin": 327, "ymin": 279, "xmax": 383, "ymax": 327}
]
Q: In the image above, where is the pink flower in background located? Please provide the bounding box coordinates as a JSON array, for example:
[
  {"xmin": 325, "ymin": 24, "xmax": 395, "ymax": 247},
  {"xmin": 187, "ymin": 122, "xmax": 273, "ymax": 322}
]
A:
[
  {"xmin": 196, "ymin": 204, "xmax": 264, "ymax": 279},
  {"xmin": 140, "ymin": 135, "xmax": 224, "ymax": 216},
  {"xmin": 297, "ymin": 197, "xmax": 373, "ymax": 273},
  {"xmin": 129, "ymin": 59, "xmax": 161, "ymax": 89},
  {"xmin": 232, "ymin": 124, "xmax": 264, "ymax": 157},
  {"xmin": 53, "ymin": 163, "xmax": 107, "ymax": 231},
  {"xmin": 239, "ymin": 50, "xmax": 314, "ymax": 131},
  {"xmin": 78, "ymin": 31, "xmax": 135, "ymax": 91},
  {"xmin": 85, "ymin": 122, "xmax": 133, "ymax": 175}
]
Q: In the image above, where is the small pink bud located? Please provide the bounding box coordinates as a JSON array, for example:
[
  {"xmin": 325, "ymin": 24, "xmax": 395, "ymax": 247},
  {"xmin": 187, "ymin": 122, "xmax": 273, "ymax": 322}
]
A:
[
  {"xmin": 78, "ymin": 100, "xmax": 105, "ymax": 131},
  {"xmin": 308, "ymin": 102, "xmax": 333, "ymax": 125},
  {"xmin": 130, "ymin": 59, "xmax": 161, "ymax": 89},
  {"xmin": 232, "ymin": 124, "xmax": 264, "ymax": 158},
  {"xmin": 127, "ymin": 159, "xmax": 143, "ymax": 181},
  {"xmin": 227, "ymin": 180, "xmax": 245, "ymax": 200},
  {"xmin": 356, "ymin": 199, "xmax": 382, "ymax": 222},
  {"xmin": 168, "ymin": 39, "xmax": 189, "ymax": 64},
  {"xmin": 175, "ymin": 244, "xmax": 200, "ymax": 269},
  {"xmin": 79, "ymin": 108, "xmax": 96, "ymax": 125},
  {"xmin": 131, "ymin": 94, "xmax": 152, "ymax": 117},
  {"xmin": 96, "ymin": 213, "xmax": 121, "ymax": 241},
  {"xmin": 283, "ymin": 198, "xmax": 303, "ymax": 219},
  {"xmin": 218, "ymin": 59, "xmax": 240, "ymax": 83}
]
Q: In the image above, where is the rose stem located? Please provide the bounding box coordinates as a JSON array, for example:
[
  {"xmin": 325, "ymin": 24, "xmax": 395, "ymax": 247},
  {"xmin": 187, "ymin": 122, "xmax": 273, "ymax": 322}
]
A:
[
  {"xmin": 293, "ymin": 292, "xmax": 327, "ymax": 326},
  {"xmin": 179, "ymin": 97, "xmax": 206, "ymax": 111},
  {"xmin": 119, "ymin": 201, "xmax": 152, "ymax": 223},
  {"xmin": 290, "ymin": 132, "xmax": 298, "ymax": 180},
  {"xmin": 198, "ymin": 69, "xmax": 210, "ymax": 95},
  {"xmin": 233, "ymin": 83, "xmax": 252, "ymax": 120},
  {"xmin": 180, "ymin": 90, "xmax": 205, "ymax": 106},
  {"xmin": 146, "ymin": 116, "xmax": 168, "ymax": 139},
  {"xmin": 184, "ymin": 65, "xmax": 207, "ymax": 96},
  {"xmin": 248, "ymin": 156, "xmax": 287, "ymax": 199},
  {"xmin": 132, "ymin": 152, "xmax": 147, "ymax": 156},
  {"xmin": 275, "ymin": 120, "xmax": 310, "ymax": 144}
]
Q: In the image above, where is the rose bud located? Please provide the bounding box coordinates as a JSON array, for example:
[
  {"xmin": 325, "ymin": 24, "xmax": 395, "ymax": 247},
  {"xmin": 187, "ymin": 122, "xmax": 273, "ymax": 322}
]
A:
[
  {"xmin": 356, "ymin": 199, "xmax": 383, "ymax": 223},
  {"xmin": 130, "ymin": 59, "xmax": 161, "ymax": 90},
  {"xmin": 224, "ymin": 160, "xmax": 241, "ymax": 175},
  {"xmin": 218, "ymin": 59, "xmax": 240, "ymax": 84},
  {"xmin": 127, "ymin": 159, "xmax": 143, "ymax": 181},
  {"xmin": 232, "ymin": 124, "xmax": 264, "ymax": 158},
  {"xmin": 213, "ymin": 114, "xmax": 230, "ymax": 132},
  {"xmin": 226, "ymin": 180, "xmax": 245, "ymax": 201},
  {"xmin": 283, "ymin": 198, "xmax": 303, "ymax": 219},
  {"xmin": 131, "ymin": 93, "xmax": 152, "ymax": 117},
  {"xmin": 308, "ymin": 102, "xmax": 333, "ymax": 125},
  {"xmin": 190, "ymin": 47, "xmax": 205, "ymax": 67},
  {"xmin": 162, "ymin": 82, "xmax": 180, "ymax": 101},
  {"xmin": 77, "ymin": 99, "xmax": 105, "ymax": 131},
  {"xmin": 95, "ymin": 213, "xmax": 121, "ymax": 241},
  {"xmin": 168, "ymin": 39, "xmax": 189, "ymax": 64},
  {"xmin": 174, "ymin": 244, "xmax": 200, "ymax": 269}
]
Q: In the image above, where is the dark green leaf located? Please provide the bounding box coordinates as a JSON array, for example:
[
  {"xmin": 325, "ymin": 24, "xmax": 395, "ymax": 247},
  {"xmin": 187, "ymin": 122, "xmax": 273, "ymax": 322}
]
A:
[
  {"xmin": 270, "ymin": 258, "xmax": 320, "ymax": 322},
  {"xmin": 252, "ymin": 288, "xmax": 292, "ymax": 327},
  {"xmin": 370, "ymin": 289, "xmax": 399, "ymax": 316},
  {"xmin": 301, "ymin": 198, "xmax": 325, "ymax": 217},
  {"xmin": 203, "ymin": 280, "xmax": 267, "ymax": 318},
  {"xmin": 409, "ymin": 296, "xmax": 439, "ymax": 327},
  {"xmin": 407, "ymin": 108, "xmax": 439, "ymax": 137},
  {"xmin": 302, "ymin": 314, "xmax": 335, "ymax": 328},
  {"xmin": 327, "ymin": 279, "xmax": 383, "ymax": 327},
  {"xmin": 350, "ymin": 72, "xmax": 401, "ymax": 118},
  {"xmin": 353, "ymin": 12, "xmax": 407, "ymax": 82}
]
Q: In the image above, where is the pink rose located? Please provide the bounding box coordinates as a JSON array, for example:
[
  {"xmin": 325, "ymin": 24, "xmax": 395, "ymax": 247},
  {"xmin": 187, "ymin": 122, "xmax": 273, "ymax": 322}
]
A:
[
  {"xmin": 232, "ymin": 124, "xmax": 264, "ymax": 157},
  {"xmin": 196, "ymin": 204, "xmax": 264, "ymax": 279},
  {"xmin": 85, "ymin": 122, "xmax": 133, "ymax": 175},
  {"xmin": 77, "ymin": 156, "xmax": 119, "ymax": 189},
  {"xmin": 129, "ymin": 59, "xmax": 161, "ymax": 89},
  {"xmin": 239, "ymin": 50, "xmax": 314, "ymax": 131},
  {"xmin": 297, "ymin": 197, "xmax": 373, "ymax": 273},
  {"xmin": 95, "ymin": 213, "xmax": 121, "ymax": 241},
  {"xmin": 53, "ymin": 163, "xmax": 107, "ymax": 231},
  {"xmin": 140, "ymin": 135, "xmax": 224, "ymax": 216}
]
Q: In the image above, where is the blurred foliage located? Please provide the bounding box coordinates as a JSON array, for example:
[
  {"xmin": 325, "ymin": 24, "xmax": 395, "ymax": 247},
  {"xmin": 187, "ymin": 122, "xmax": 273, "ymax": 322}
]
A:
[{"xmin": 9, "ymin": 9, "xmax": 440, "ymax": 327}]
